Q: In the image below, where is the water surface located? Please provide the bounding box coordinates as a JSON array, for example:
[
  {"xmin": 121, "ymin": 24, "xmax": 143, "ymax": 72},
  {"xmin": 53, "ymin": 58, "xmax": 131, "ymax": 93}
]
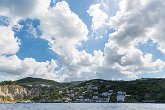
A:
[{"xmin": 0, "ymin": 103, "xmax": 165, "ymax": 110}]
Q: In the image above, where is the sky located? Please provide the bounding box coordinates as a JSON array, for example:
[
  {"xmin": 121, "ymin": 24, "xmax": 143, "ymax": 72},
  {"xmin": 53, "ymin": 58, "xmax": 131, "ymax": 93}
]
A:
[{"xmin": 0, "ymin": 0, "xmax": 165, "ymax": 82}]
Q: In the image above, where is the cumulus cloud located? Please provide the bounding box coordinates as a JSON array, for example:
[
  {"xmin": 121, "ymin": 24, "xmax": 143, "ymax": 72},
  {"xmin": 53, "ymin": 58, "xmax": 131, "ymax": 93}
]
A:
[
  {"xmin": 0, "ymin": 55, "xmax": 60, "ymax": 81},
  {"xmin": 0, "ymin": 25, "xmax": 61, "ymax": 82},
  {"xmin": 101, "ymin": 41, "xmax": 165, "ymax": 78},
  {"xmin": 0, "ymin": 0, "xmax": 51, "ymax": 25},
  {"xmin": 100, "ymin": 0, "xmax": 165, "ymax": 79},
  {"xmin": 109, "ymin": 0, "xmax": 165, "ymax": 53},
  {"xmin": 40, "ymin": 1, "xmax": 88, "ymax": 55},
  {"xmin": 40, "ymin": 1, "xmax": 88, "ymax": 66},
  {"xmin": 0, "ymin": 0, "xmax": 50, "ymax": 17},
  {"xmin": 87, "ymin": 0, "xmax": 111, "ymax": 39},
  {"xmin": 39, "ymin": 1, "xmax": 106, "ymax": 81},
  {"xmin": 0, "ymin": 25, "xmax": 61, "ymax": 81},
  {"xmin": 87, "ymin": 3, "xmax": 108, "ymax": 31},
  {"xmin": 0, "ymin": 26, "xmax": 20, "ymax": 55},
  {"xmin": 0, "ymin": 0, "xmax": 165, "ymax": 81},
  {"xmin": 0, "ymin": 0, "xmax": 103, "ymax": 81},
  {"xmin": 58, "ymin": 50, "xmax": 104, "ymax": 81}
]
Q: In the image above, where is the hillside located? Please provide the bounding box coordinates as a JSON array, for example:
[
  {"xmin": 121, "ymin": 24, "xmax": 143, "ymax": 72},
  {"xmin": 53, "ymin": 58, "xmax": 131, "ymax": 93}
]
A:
[
  {"xmin": 16, "ymin": 77, "xmax": 61, "ymax": 87},
  {"xmin": 0, "ymin": 77, "xmax": 165, "ymax": 103}
]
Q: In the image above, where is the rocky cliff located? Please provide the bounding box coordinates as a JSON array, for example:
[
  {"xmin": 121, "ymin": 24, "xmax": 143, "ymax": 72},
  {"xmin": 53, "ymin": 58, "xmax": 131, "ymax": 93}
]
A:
[
  {"xmin": 0, "ymin": 77, "xmax": 60, "ymax": 103},
  {"xmin": 0, "ymin": 84, "xmax": 30, "ymax": 102}
]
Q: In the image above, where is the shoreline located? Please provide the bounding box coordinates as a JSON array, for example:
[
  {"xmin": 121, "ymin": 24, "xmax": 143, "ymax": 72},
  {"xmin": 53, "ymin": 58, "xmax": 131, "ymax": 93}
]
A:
[{"xmin": 1, "ymin": 102, "xmax": 165, "ymax": 104}]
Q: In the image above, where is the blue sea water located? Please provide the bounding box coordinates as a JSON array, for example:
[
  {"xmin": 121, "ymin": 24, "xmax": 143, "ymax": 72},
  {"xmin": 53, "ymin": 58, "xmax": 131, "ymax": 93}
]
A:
[{"xmin": 0, "ymin": 103, "xmax": 165, "ymax": 110}]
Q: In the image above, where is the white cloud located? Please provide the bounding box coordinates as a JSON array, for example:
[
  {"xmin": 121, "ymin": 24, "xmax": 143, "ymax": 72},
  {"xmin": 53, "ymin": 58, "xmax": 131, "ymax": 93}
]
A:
[
  {"xmin": 58, "ymin": 50, "xmax": 104, "ymax": 81},
  {"xmin": 103, "ymin": 41, "xmax": 165, "ymax": 76},
  {"xmin": 0, "ymin": 0, "xmax": 50, "ymax": 17},
  {"xmin": 0, "ymin": 26, "xmax": 20, "ymax": 55},
  {"xmin": 38, "ymin": 1, "xmax": 96, "ymax": 81},
  {"xmin": 87, "ymin": 0, "xmax": 112, "ymax": 40},
  {"xmin": 39, "ymin": 1, "xmax": 111, "ymax": 81},
  {"xmin": 100, "ymin": 0, "xmax": 165, "ymax": 79},
  {"xmin": 0, "ymin": 0, "xmax": 61, "ymax": 81},
  {"xmin": 109, "ymin": 0, "xmax": 165, "ymax": 53},
  {"xmin": 0, "ymin": 0, "xmax": 165, "ymax": 81},
  {"xmin": 0, "ymin": 0, "xmax": 101, "ymax": 81},
  {"xmin": 0, "ymin": 26, "xmax": 60, "ymax": 81},
  {"xmin": 40, "ymin": 1, "xmax": 88, "ymax": 55},
  {"xmin": 0, "ymin": 0, "xmax": 51, "ymax": 25},
  {"xmin": 0, "ymin": 55, "xmax": 61, "ymax": 81},
  {"xmin": 87, "ymin": 3, "xmax": 108, "ymax": 31},
  {"xmin": 0, "ymin": 0, "xmax": 96, "ymax": 82},
  {"xmin": 41, "ymin": 1, "xmax": 88, "ymax": 41}
]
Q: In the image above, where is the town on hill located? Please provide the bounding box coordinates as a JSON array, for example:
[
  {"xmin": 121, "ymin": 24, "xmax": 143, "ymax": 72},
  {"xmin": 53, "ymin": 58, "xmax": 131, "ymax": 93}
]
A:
[{"xmin": 1, "ymin": 77, "xmax": 165, "ymax": 103}]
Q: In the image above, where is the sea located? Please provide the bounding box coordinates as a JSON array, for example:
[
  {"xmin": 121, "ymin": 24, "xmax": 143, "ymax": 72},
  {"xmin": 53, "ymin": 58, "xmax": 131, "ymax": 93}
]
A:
[{"xmin": 0, "ymin": 103, "xmax": 165, "ymax": 110}]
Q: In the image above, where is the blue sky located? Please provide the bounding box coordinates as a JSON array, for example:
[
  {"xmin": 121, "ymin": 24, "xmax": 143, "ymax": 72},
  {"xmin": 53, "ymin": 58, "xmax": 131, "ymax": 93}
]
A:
[
  {"xmin": 0, "ymin": 0, "xmax": 165, "ymax": 81},
  {"xmin": 137, "ymin": 40, "xmax": 165, "ymax": 61},
  {"xmin": 14, "ymin": 0, "xmax": 116, "ymax": 61},
  {"xmin": 14, "ymin": 19, "xmax": 59, "ymax": 62}
]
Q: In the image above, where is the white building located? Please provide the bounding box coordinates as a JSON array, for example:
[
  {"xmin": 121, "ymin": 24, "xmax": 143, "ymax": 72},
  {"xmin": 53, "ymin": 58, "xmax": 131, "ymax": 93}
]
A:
[
  {"xmin": 68, "ymin": 93, "xmax": 75, "ymax": 98},
  {"xmin": 101, "ymin": 92, "xmax": 112, "ymax": 97},
  {"xmin": 93, "ymin": 96, "xmax": 99, "ymax": 100},
  {"xmin": 101, "ymin": 92, "xmax": 110, "ymax": 97},
  {"xmin": 117, "ymin": 91, "xmax": 126, "ymax": 102},
  {"xmin": 59, "ymin": 90, "xmax": 63, "ymax": 94},
  {"xmin": 108, "ymin": 90, "xmax": 113, "ymax": 93},
  {"xmin": 78, "ymin": 96, "xmax": 84, "ymax": 99}
]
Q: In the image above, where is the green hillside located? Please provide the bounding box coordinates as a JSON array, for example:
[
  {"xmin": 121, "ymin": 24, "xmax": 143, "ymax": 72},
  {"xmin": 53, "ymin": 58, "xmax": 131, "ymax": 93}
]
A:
[{"xmin": 1, "ymin": 77, "xmax": 165, "ymax": 103}]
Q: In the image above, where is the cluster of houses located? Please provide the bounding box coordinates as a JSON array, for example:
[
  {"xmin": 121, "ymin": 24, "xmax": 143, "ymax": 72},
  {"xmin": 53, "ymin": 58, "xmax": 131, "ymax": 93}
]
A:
[{"xmin": 59, "ymin": 84, "xmax": 128, "ymax": 103}]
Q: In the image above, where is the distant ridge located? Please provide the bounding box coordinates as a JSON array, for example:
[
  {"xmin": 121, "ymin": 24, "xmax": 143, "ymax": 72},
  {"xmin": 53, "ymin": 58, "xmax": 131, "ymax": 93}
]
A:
[
  {"xmin": 15, "ymin": 77, "xmax": 61, "ymax": 86},
  {"xmin": 16, "ymin": 77, "xmax": 58, "ymax": 83}
]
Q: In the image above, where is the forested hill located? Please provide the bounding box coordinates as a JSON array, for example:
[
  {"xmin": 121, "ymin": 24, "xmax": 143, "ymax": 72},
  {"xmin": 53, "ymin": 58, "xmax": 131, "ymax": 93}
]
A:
[{"xmin": 0, "ymin": 77, "xmax": 165, "ymax": 103}]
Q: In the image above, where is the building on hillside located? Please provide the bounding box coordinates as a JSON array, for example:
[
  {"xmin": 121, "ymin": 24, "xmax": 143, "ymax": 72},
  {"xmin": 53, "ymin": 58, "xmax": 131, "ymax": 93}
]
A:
[
  {"xmin": 78, "ymin": 96, "xmax": 84, "ymax": 99},
  {"xmin": 59, "ymin": 90, "xmax": 63, "ymax": 94},
  {"xmin": 101, "ymin": 92, "xmax": 109, "ymax": 97},
  {"xmin": 117, "ymin": 91, "xmax": 126, "ymax": 102},
  {"xmin": 108, "ymin": 90, "xmax": 113, "ymax": 93}
]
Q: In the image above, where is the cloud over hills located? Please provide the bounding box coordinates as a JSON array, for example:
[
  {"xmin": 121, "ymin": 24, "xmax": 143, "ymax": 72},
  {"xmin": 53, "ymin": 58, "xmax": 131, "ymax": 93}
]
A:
[{"xmin": 0, "ymin": 0, "xmax": 165, "ymax": 82}]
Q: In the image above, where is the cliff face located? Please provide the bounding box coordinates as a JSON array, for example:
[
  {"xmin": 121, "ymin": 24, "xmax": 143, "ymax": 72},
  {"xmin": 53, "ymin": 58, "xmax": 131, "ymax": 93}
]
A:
[{"xmin": 0, "ymin": 85, "xmax": 30, "ymax": 102}]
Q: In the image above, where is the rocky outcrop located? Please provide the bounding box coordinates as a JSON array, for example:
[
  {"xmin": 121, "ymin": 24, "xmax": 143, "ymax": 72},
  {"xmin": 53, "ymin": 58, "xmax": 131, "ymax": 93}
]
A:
[{"xmin": 0, "ymin": 84, "xmax": 30, "ymax": 102}]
